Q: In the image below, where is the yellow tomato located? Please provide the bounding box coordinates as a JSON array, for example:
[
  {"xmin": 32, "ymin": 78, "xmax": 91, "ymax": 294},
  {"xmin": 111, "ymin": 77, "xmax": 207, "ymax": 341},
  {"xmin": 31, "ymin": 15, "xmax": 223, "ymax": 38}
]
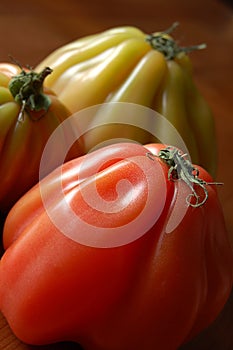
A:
[{"xmin": 36, "ymin": 24, "xmax": 216, "ymax": 176}]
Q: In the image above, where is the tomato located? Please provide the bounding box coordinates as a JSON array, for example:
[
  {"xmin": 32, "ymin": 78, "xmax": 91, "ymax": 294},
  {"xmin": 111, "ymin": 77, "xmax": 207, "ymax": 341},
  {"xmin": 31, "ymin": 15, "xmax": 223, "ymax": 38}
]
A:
[
  {"xmin": 35, "ymin": 24, "xmax": 216, "ymax": 176},
  {"xmin": 0, "ymin": 63, "xmax": 83, "ymax": 213},
  {"xmin": 0, "ymin": 142, "xmax": 232, "ymax": 350}
]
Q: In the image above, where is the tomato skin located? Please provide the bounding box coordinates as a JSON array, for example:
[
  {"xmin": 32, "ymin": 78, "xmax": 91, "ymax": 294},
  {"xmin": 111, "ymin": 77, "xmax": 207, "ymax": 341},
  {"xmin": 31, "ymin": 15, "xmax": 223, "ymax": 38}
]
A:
[
  {"xmin": 35, "ymin": 26, "xmax": 217, "ymax": 176},
  {"xmin": 0, "ymin": 63, "xmax": 83, "ymax": 213},
  {"xmin": 0, "ymin": 142, "xmax": 232, "ymax": 350}
]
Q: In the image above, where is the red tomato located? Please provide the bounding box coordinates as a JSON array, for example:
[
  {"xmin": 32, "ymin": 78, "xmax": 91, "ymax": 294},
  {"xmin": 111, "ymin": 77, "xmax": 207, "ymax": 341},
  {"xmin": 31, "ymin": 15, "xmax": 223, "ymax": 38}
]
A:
[
  {"xmin": 0, "ymin": 63, "xmax": 83, "ymax": 213},
  {"xmin": 0, "ymin": 142, "xmax": 232, "ymax": 350}
]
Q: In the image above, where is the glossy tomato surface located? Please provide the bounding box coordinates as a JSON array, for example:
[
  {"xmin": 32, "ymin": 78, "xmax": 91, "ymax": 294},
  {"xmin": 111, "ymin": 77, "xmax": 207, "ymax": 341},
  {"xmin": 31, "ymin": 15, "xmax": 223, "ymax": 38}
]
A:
[{"xmin": 0, "ymin": 143, "xmax": 232, "ymax": 350}]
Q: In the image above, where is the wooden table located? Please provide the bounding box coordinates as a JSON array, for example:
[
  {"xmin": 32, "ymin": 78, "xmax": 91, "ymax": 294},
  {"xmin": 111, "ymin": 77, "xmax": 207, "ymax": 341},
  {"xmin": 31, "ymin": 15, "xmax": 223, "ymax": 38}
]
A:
[{"xmin": 0, "ymin": 0, "xmax": 232, "ymax": 349}]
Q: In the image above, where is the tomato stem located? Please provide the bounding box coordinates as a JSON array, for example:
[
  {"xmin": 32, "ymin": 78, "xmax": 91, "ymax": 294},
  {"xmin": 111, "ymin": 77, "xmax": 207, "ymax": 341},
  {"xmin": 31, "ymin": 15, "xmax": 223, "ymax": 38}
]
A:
[
  {"xmin": 8, "ymin": 66, "xmax": 53, "ymax": 120},
  {"xmin": 146, "ymin": 22, "xmax": 206, "ymax": 60},
  {"xmin": 147, "ymin": 146, "xmax": 223, "ymax": 207}
]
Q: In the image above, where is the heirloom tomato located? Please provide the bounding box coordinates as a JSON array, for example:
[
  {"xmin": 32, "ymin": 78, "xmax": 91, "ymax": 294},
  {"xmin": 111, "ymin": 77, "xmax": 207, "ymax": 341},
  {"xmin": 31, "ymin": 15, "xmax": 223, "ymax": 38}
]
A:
[
  {"xmin": 0, "ymin": 63, "xmax": 83, "ymax": 213},
  {"xmin": 0, "ymin": 142, "xmax": 232, "ymax": 350},
  {"xmin": 36, "ymin": 23, "xmax": 216, "ymax": 176}
]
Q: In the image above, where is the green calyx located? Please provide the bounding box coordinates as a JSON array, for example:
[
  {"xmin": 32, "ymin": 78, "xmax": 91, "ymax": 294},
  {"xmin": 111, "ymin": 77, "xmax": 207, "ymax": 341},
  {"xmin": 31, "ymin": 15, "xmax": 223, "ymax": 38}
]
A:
[
  {"xmin": 147, "ymin": 146, "xmax": 223, "ymax": 208},
  {"xmin": 9, "ymin": 67, "xmax": 53, "ymax": 117},
  {"xmin": 146, "ymin": 22, "xmax": 206, "ymax": 60}
]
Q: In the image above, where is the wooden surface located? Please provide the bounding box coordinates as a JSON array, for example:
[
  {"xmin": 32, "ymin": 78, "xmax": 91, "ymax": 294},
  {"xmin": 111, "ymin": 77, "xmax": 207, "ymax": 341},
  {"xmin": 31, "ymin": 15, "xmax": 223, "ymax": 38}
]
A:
[{"xmin": 0, "ymin": 0, "xmax": 233, "ymax": 349}]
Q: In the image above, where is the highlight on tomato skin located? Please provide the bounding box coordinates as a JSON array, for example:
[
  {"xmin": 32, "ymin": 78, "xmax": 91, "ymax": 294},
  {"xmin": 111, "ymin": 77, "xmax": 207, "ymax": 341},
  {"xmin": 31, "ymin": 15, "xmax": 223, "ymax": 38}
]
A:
[{"xmin": 0, "ymin": 142, "xmax": 232, "ymax": 350}]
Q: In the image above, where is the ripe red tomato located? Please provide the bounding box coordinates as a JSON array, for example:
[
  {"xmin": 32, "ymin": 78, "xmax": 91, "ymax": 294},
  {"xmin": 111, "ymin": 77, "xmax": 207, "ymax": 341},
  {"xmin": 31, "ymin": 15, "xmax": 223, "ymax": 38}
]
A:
[{"xmin": 0, "ymin": 142, "xmax": 232, "ymax": 350}]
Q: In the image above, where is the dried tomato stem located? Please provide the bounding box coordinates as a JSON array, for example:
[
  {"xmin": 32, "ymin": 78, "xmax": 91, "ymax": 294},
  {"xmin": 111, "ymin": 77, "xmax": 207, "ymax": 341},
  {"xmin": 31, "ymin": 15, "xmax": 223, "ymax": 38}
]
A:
[
  {"xmin": 145, "ymin": 22, "xmax": 206, "ymax": 60},
  {"xmin": 146, "ymin": 147, "xmax": 223, "ymax": 208}
]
